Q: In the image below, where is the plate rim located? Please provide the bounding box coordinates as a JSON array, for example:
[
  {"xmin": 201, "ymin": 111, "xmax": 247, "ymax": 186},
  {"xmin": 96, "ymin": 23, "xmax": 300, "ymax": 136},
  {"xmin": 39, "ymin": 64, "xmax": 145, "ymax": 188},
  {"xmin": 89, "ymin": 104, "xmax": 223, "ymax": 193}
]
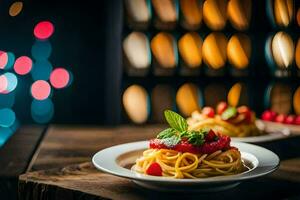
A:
[{"xmin": 92, "ymin": 141, "xmax": 280, "ymax": 184}]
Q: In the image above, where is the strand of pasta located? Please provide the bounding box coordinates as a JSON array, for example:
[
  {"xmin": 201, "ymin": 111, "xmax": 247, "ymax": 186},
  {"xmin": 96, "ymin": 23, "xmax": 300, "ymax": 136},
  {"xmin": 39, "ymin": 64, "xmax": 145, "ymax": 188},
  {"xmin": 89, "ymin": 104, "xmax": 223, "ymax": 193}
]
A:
[
  {"xmin": 188, "ymin": 117, "xmax": 261, "ymax": 137},
  {"xmin": 134, "ymin": 148, "xmax": 244, "ymax": 179}
]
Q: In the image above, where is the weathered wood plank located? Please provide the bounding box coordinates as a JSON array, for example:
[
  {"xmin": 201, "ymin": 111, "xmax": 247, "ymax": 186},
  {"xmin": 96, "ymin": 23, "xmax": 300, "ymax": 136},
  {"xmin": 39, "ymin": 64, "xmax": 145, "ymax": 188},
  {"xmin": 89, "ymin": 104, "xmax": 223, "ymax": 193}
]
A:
[
  {"xmin": 28, "ymin": 125, "xmax": 166, "ymax": 171},
  {"xmin": 0, "ymin": 125, "xmax": 45, "ymax": 200},
  {"xmin": 19, "ymin": 160, "xmax": 300, "ymax": 200},
  {"xmin": 0, "ymin": 125, "xmax": 45, "ymax": 177},
  {"xmin": 28, "ymin": 125, "xmax": 300, "ymax": 172}
]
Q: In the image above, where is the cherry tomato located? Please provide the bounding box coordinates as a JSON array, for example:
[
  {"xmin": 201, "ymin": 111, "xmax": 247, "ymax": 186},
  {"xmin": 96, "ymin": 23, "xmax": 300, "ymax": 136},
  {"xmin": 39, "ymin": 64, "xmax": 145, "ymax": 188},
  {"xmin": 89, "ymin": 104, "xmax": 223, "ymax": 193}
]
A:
[
  {"xmin": 294, "ymin": 116, "xmax": 300, "ymax": 125},
  {"xmin": 284, "ymin": 115, "xmax": 295, "ymax": 124},
  {"xmin": 216, "ymin": 102, "xmax": 228, "ymax": 115},
  {"xmin": 261, "ymin": 110, "xmax": 277, "ymax": 121},
  {"xmin": 274, "ymin": 114, "xmax": 287, "ymax": 123},
  {"xmin": 202, "ymin": 107, "xmax": 215, "ymax": 118},
  {"xmin": 146, "ymin": 162, "xmax": 162, "ymax": 176},
  {"xmin": 237, "ymin": 106, "xmax": 252, "ymax": 123}
]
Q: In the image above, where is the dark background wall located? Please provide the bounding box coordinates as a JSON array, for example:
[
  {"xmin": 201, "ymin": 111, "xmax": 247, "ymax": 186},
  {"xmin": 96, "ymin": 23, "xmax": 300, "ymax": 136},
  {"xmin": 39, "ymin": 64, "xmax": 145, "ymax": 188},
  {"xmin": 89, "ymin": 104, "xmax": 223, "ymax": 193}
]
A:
[
  {"xmin": 0, "ymin": 0, "xmax": 122, "ymax": 124},
  {"xmin": 0, "ymin": 0, "xmax": 299, "ymax": 125}
]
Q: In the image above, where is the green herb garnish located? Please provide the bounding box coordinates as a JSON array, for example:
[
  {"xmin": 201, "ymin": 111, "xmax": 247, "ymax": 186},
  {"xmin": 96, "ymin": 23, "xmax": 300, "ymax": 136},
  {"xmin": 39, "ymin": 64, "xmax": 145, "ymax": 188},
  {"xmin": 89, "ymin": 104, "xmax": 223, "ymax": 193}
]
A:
[
  {"xmin": 160, "ymin": 135, "xmax": 181, "ymax": 147},
  {"xmin": 157, "ymin": 110, "xmax": 207, "ymax": 147},
  {"xmin": 164, "ymin": 110, "xmax": 188, "ymax": 132},
  {"xmin": 221, "ymin": 107, "xmax": 237, "ymax": 120},
  {"xmin": 157, "ymin": 128, "xmax": 177, "ymax": 139},
  {"xmin": 188, "ymin": 130, "xmax": 206, "ymax": 146}
]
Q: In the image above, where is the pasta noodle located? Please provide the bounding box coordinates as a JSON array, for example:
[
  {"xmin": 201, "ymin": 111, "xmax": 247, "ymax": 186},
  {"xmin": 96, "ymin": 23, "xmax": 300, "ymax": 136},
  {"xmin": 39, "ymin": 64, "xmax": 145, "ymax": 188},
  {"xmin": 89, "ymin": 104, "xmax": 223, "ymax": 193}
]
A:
[
  {"xmin": 187, "ymin": 110, "xmax": 263, "ymax": 137},
  {"xmin": 133, "ymin": 148, "xmax": 245, "ymax": 178},
  {"xmin": 133, "ymin": 109, "xmax": 248, "ymax": 179}
]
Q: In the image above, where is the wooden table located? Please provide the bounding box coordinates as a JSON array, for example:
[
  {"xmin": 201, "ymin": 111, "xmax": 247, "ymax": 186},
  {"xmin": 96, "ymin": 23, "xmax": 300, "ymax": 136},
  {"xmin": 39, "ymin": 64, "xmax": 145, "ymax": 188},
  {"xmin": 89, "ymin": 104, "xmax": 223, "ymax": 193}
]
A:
[{"xmin": 3, "ymin": 125, "xmax": 300, "ymax": 199}]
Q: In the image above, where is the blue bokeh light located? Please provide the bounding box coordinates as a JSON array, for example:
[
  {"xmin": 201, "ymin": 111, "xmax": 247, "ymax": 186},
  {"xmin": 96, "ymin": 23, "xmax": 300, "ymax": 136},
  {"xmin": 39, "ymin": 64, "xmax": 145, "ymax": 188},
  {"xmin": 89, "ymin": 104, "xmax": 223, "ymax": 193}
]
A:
[
  {"xmin": 0, "ymin": 108, "xmax": 16, "ymax": 127},
  {"xmin": 67, "ymin": 70, "xmax": 74, "ymax": 87},
  {"xmin": 31, "ymin": 60, "xmax": 53, "ymax": 81},
  {"xmin": 3, "ymin": 72, "xmax": 18, "ymax": 93},
  {"xmin": 31, "ymin": 98, "xmax": 54, "ymax": 124},
  {"xmin": 31, "ymin": 40, "xmax": 52, "ymax": 61},
  {"xmin": 0, "ymin": 91, "xmax": 15, "ymax": 108},
  {"xmin": 4, "ymin": 52, "xmax": 15, "ymax": 70},
  {"xmin": 0, "ymin": 127, "xmax": 13, "ymax": 147}
]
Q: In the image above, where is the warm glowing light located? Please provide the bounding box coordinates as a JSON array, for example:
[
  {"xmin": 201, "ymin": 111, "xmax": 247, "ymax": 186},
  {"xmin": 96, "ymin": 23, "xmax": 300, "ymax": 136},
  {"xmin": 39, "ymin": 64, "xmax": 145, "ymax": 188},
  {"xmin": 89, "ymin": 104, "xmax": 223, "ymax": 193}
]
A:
[
  {"xmin": 31, "ymin": 60, "xmax": 53, "ymax": 80},
  {"xmin": 228, "ymin": 83, "xmax": 242, "ymax": 107},
  {"xmin": 178, "ymin": 32, "xmax": 202, "ymax": 68},
  {"xmin": 274, "ymin": 0, "xmax": 293, "ymax": 27},
  {"xmin": 31, "ymin": 80, "xmax": 51, "ymax": 100},
  {"xmin": 9, "ymin": 2, "xmax": 23, "ymax": 17},
  {"xmin": 123, "ymin": 32, "xmax": 151, "ymax": 69},
  {"xmin": 151, "ymin": 32, "xmax": 177, "ymax": 68},
  {"xmin": 231, "ymin": 83, "xmax": 249, "ymax": 106},
  {"xmin": 152, "ymin": 0, "xmax": 177, "ymax": 23},
  {"xmin": 176, "ymin": 83, "xmax": 201, "ymax": 117},
  {"xmin": 31, "ymin": 40, "xmax": 52, "ymax": 60},
  {"xmin": 14, "ymin": 56, "xmax": 33, "ymax": 75},
  {"xmin": 227, "ymin": 34, "xmax": 251, "ymax": 69},
  {"xmin": 203, "ymin": 0, "xmax": 227, "ymax": 30},
  {"xmin": 227, "ymin": 0, "xmax": 251, "ymax": 31},
  {"xmin": 271, "ymin": 31, "xmax": 294, "ymax": 68},
  {"xmin": 151, "ymin": 85, "xmax": 173, "ymax": 122},
  {"xmin": 31, "ymin": 99, "xmax": 54, "ymax": 123},
  {"xmin": 296, "ymin": 38, "xmax": 300, "ymax": 69},
  {"xmin": 124, "ymin": 0, "xmax": 150, "ymax": 25},
  {"xmin": 202, "ymin": 32, "xmax": 227, "ymax": 69},
  {"xmin": 122, "ymin": 85, "xmax": 149, "ymax": 124},
  {"xmin": 34, "ymin": 21, "xmax": 55, "ymax": 40},
  {"xmin": 0, "ymin": 108, "xmax": 16, "ymax": 127},
  {"xmin": 50, "ymin": 68, "xmax": 70, "ymax": 89},
  {"xmin": 294, "ymin": 86, "xmax": 300, "ymax": 115},
  {"xmin": 0, "ymin": 51, "xmax": 8, "ymax": 69},
  {"xmin": 180, "ymin": 0, "xmax": 202, "ymax": 30}
]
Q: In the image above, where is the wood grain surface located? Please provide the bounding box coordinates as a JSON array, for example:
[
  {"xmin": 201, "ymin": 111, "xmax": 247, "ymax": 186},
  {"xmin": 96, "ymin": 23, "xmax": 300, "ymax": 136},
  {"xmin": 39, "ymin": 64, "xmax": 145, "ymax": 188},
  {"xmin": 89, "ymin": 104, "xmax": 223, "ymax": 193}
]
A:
[
  {"xmin": 19, "ymin": 160, "xmax": 300, "ymax": 200},
  {"xmin": 18, "ymin": 125, "xmax": 300, "ymax": 200},
  {"xmin": 28, "ymin": 125, "xmax": 165, "ymax": 171},
  {"xmin": 0, "ymin": 125, "xmax": 45, "ymax": 200},
  {"xmin": 0, "ymin": 125, "xmax": 45, "ymax": 177}
]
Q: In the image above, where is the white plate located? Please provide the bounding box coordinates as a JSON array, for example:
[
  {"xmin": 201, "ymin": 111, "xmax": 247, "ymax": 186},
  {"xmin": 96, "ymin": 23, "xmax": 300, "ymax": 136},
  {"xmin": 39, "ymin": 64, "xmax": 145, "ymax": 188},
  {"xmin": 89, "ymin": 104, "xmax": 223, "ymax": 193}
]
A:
[
  {"xmin": 259, "ymin": 120, "xmax": 300, "ymax": 135},
  {"xmin": 232, "ymin": 120, "xmax": 291, "ymax": 143},
  {"xmin": 92, "ymin": 141, "xmax": 279, "ymax": 192}
]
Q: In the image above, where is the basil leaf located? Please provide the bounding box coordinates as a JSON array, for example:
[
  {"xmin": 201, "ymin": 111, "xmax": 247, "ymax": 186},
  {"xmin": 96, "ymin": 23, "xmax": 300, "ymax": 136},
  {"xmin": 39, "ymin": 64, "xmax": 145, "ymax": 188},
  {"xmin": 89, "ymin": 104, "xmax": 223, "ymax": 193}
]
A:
[
  {"xmin": 179, "ymin": 130, "xmax": 189, "ymax": 138},
  {"xmin": 221, "ymin": 107, "xmax": 237, "ymax": 120},
  {"xmin": 164, "ymin": 110, "xmax": 188, "ymax": 132},
  {"xmin": 157, "ymin": 128, "xmax": 177, "ymax": 139},
  {"xmin": 161, "ymin": 135, "xmax": 181, "ymax": 147},
  {"xmin": 188, "ymin": 131, "xmax": 205, "ymax": 146}
]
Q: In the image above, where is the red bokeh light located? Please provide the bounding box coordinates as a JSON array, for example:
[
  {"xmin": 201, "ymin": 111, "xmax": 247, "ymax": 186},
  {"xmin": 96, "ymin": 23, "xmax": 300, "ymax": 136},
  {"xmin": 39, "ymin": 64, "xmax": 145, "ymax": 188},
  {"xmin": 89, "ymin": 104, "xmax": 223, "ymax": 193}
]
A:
[
  {"xmin": 14, "ymin": 56, "xmax": 33, "ymax": 75},
  {"xmin": 50, "ymin": 68, "xmax": 70, "ymax": 89},
  {"xmin": 31, "ymin": 80, "xmax": 51, "ymax": 100},
  {"xmin": 0, "ymin": 51, "xmax": 8, "ymax": 69},
  {"xmin": 0, "ymin": 75, "xmax": 8, "ymax": 94},
  {"xmin": 33, "ymin": 21, "xmax": 55, "ymax": 40}
]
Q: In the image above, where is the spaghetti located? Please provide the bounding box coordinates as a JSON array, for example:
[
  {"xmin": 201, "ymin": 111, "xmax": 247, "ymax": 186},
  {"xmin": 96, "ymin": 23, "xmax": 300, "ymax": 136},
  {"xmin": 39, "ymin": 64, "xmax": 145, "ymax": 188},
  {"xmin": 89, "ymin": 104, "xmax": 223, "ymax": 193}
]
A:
[
  {"xmin": 187, "ymin": 104, "xmax": 263, "ymax": 137},
  {"xmin": 133, "ymin": 148, "xmax": 244, "ymax": 178},
  {"xmin": 188, "ymin": 115, "xmax": 261, "ymax": 137},
  {"xmin": 132, "ymin": 110, "xmax": 246, "ymax": 178}
]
